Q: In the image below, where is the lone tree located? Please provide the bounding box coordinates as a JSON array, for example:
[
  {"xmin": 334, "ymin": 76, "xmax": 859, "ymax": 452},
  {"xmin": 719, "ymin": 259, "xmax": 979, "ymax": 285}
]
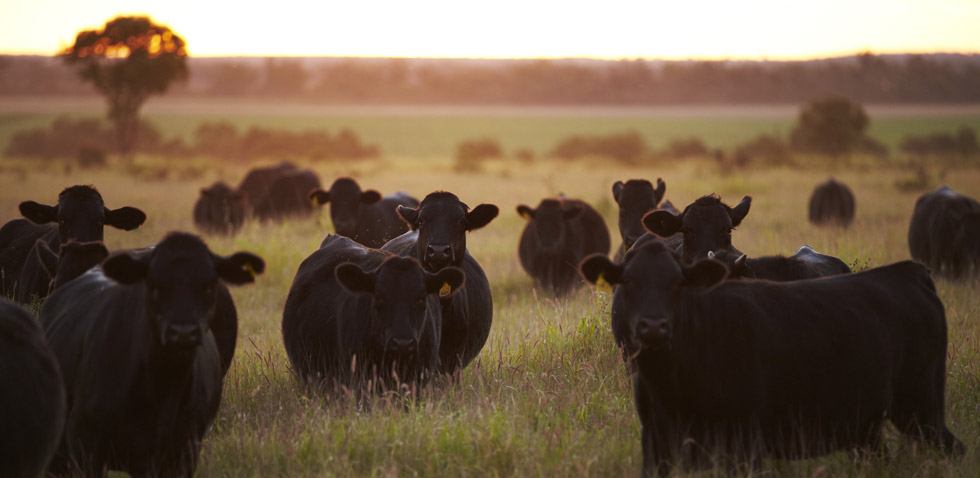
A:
[
  {"xmin": 61, "ymin": 16, "xmax": 187, "ymax": 157},
  {"xmin": 790, "ymin": 97, "xmax": 869, "ymax": 157}
]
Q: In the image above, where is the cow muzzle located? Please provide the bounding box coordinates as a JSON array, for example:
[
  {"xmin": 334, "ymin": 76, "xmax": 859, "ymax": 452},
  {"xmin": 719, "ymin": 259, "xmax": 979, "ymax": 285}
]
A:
[
  {"xmin": 634, "ymin": 316, "xmax": 671, "ymax": 349},
  {"xmin": 386, "ymin": 336, "xmax": 418, "ymax": 355},
  {"xmin": 163, "ymin": 323, "xmax": 203, "ymax": 349},
  {"xmin": 424, "ymin": 244, "xmax": 454, "ymax": 269}
]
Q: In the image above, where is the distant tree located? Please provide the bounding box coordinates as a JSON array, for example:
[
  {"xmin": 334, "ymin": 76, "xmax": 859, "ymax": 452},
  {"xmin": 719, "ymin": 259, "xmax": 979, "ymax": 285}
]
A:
[
  {"xmin": 207, "ymin": 62, "xmax": 259, "ymax": 95},
  {"xmin": 262, "ymin": 59, "xmax": 308, "ymax": 95},
  {"xmin": 60, "ymin": 16, "xmax": 188, "ymax": 157},
  {"xmin": 789, "ymin": 97, "xmax": 870, "ymax": 156}
]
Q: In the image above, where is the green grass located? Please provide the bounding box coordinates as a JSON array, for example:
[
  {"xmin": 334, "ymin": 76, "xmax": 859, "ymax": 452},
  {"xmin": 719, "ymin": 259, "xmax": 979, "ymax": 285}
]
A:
[{"xmin": 1, "ymin": 100, "xmax": 979, "ymax": 476}]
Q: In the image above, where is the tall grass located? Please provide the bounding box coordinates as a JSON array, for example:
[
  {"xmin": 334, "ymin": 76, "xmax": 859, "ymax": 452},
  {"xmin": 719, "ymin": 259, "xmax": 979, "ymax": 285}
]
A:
[{"xmin": 1, "ymin": 154, "xmax": 978, "ymax": 476}]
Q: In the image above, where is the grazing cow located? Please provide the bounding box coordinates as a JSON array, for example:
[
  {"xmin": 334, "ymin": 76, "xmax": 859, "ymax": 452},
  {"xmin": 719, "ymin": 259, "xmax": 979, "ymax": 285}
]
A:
[
  {"xmin": 0, "ymin": 185, "xmax": 145, "ymax": 300},
  {"xmin": 0, "ymin": 298, "xmax": 65, "ymax": 478},
  {"xmin": 193, "ymin": 181, "xmax": 246, "ymax": 235},
  {"xmin": 612, "ymin": 178, "xmax": 667, "ymax": 260},
  {"xmin": 253, "ymin": 168, "xmax": 322, "ymax": 221},
  {"xmin": 310, "ymin": 177, "xmax": 419, "ymax": 248},
  {"xmin": 14, "ymin": 239, "xmax": 109, "ymax": 302},
  {"xmin": 382, "ymin": 191, "xmax": 498, "ymax": 373},
  {"xmin": 41, "ymin": 232, "xmax": 263, "ymax": 477},
  {"xmin": 642, "ymin": 194, "xmax": 751, "ymax": 263},
  {"xmin": 517, "ymin": 197, "xmax": 610, "ymax": 296},
  {"xmin": 580, "ymin": 241, "xmax": 963, "ymax": 475},
  {"xmin": 909, "ymin": 186, "xmax": 980, "ymax": 278},
  {"xmin": 709, "ymin": 245, "xmax": 852, "ymax": 281},
  {"xmin": 808, "ymin": 178, "xmax": 856, "ymax": 228},
  {"xmin": 236, "ymin": 161, "xmax": 297, "ymax": 210},
  {"xmin": 282, "ymin": 235, "xmax": 464, "ymax": 389}
]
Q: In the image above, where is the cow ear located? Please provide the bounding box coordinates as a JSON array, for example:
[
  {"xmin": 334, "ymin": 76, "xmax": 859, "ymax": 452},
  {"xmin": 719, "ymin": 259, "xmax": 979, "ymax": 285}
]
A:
[
  {"xmin": 612, "ymin": 181, "xmax": 624, "ymax": 204},
  {"xmin": 105, "ymin": 206, "xmax": 146, "ymax": 231},
  {"xmin": 102, "ymin": 252, "xmax": 149, "ymax": 284},
  {"xmin": 654, "ymin": 178, "xmax": 666, "ymax": 204},
  {"xmin": 310, "ymin": 189, "xmax": 330, "ymax": 206},
  {"xmin": 730, "ymin": 196, "xmax": 752, "ymax": 227},
  {"xmin": 361, "ymin": 190, "xmax": 382, "ymax": 204},
  {"xmin": 33, "ymin": 239, "xmax": 58, "ymax": 278},
  {"xmin": 216, "ymin": 252, "xmax": 266, "ymax": 285},
  {"xmin": 643, "ymin": 210, "xmax": 682, "ymax": 236},
  {"xmin": 563, "ymin": 205, "xmax": 582, "ymax": 220},
  {"xmin": 19, "ymin": 201, "xmax": 58, "ymax": 224},
  {"xmin": 682, "ymin": 258, "xmax": 728, "ymax": 288},
  {"xmin": 200, "ymin": 188, "xmax": 212, "ymax": 197},
  {"xmin": 425, "ymin": 266, "xmax": 465, "ymax": 297},
  {"xmin": 516, "ymin": 205, "xmax": 535, "ymax": 220},
  {"xmin": 466, "ymin": 204, "xmax": 498, "ymax": 231},
  {"xmin": 335, "ymin": 263, "xmax": 375, "ymax": 293},
  {"xmin": 579, "ymin": 253, "xmax": 623, "ymax": 289},
  {"xmin": 396, "ymin": 205, "xmax": 420, "ymax": 228}
]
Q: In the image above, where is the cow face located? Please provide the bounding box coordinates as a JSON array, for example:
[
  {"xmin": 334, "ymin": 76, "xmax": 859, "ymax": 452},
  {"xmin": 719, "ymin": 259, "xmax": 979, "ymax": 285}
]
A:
[
  {"xmin": 517, "ymin": 199, "xmax": 581, "ymax": 254},
  {"xmin": 310, "ymin": 178, "xmax": 381, "ymax": 238},
  {"xmin": 643, "ymin": 194, "xmax": 751, "ymax": 263},
  {"xmin": 335, "ymin": 256, "xmax": 464, "ymax": 358},
  {"xmin": 397, "ymin": 192, "xmax": 498, "ymax": 271},
  {"xmin": 102, "ymin": 233, "xmax": 264, "ymax": 351},
  {"xmin": 19, "ymin": 185, "xmax": 146, "ymax": 244},
  {"xmin": 35, "ymin": 240, "xmax": 110, "ymax": 292},
  {"xmin": 580, "ymin": 241, "xmax": 727, "ymax": 352},
  {"xmin": 613, "ymin": 178, "xmax": 666, "ymax": 250}
]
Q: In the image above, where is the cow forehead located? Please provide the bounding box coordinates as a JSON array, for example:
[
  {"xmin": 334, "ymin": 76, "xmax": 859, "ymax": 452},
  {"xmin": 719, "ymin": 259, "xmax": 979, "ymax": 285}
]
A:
[
  {"xmin": 374, "ymin": 262, "xmax": 427, "ymax": 295},
  {"xmin": 147, "ymin": 239, "xmax": 217, "ymax": 282},
  {"xmin": 621, "ymin": 184, "xmax": 656, "ymax": 206},
  {"xmin": 329, "ymin": 179, "xmax": 361, "ymax": 198},
  {"xmin": 624, "ymin": 245, "xmax": 682, "ymax": 281},
  {"xmin": 57, "ymin": 197, "xmax": 106, "ymax": 219},
  {"xmin": 419, "ymin": 198, "xmax": 466, "ymax": 220},
  {"xmin": 683, "ymin": 205, "xmax": 732, "ymax": 227}
]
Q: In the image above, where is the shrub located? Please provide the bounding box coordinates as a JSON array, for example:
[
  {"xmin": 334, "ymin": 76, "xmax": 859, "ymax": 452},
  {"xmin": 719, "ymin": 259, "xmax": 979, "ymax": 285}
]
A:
[
  {"xmin": 454, "ymin": 138, "xmax": 502, "ymax": 173},
  {"xmin": 551, "ymin": 131, "xmax": 649, "ymax": 163},
  {"xmin": 790, "ymin": 97, "xmax": 869, "ymax": 156},
  {"xmin": 900, "ymin": 126, "xmax": 979, "ymax": 158},
  {"xmin": 659, "ymin": 137, "xmax": 710, "ymax": 160},
  {"xmin": 733, "ymin": 134, "xmax": 792, "ymax": 166},
  {"xmin": 76, "ymin": 147, "xmax": 107, "ymax": 168}
]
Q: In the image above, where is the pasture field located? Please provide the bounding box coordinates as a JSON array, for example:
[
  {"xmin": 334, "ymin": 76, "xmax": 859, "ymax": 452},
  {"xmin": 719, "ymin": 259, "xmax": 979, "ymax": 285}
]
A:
[
  {"xmin": 3, "ymin": 97, "xmax": 980, "ymax": 158},
  {"xmin": 1, "ymin": 103, "xmax": 979, "ymax": 477}
]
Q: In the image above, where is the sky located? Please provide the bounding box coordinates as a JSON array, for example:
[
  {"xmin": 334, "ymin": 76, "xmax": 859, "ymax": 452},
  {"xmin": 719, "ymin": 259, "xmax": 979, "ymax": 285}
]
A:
[{"xmin": 1, "ymin": 0, "xmax": 979, "ymax": 60}]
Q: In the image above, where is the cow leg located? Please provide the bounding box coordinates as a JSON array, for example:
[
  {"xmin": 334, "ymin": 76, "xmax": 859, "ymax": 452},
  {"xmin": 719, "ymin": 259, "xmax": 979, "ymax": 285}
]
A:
[
  {"xmin": 891, "ymin": 366, "xmax": 965, "ymax": 457},
  {"xmin": 854, "ymin": 420, "xmax": 888, "ymax": 462},
  {"xmin": 635, "ymin": 380, "xmax": 672, "ymax": 477}
]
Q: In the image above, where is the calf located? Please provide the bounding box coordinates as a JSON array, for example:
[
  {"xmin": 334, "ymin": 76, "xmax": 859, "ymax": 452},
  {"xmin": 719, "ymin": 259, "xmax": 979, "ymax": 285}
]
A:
[
  {"xmin": 612, "ymin": 178, "xmax": 667, "ymax": 260},
  {"xmin": 0, "ymin": 185, "xmax": 145, "ymax": 300},
  {"xmin": 41, "ymin": 232, "xmax": 263, "ymax": 476},
  {"xmin": 642, "ymin": 194, "xmax": 751, "ymax": 263},
  {"xmin": 908, "ymin": 186, "xmax": 980, "ymax": 278},
  {"xmin": 14, "ymin": 239, "xmax": 109, "ymax": 302},
  {"xmin": 311, "ymin": 177, "xmax": 419, "ymax": 248},
  {"xmin": 253, "ymin": 168, "xmax": 322, "ymax": 221},
  {"xmin": 580, "ymin": 241, "xmax": 963, "ymax": 475},
  {"xmin": 282, "ymin": 235, "xmax": 464, "ymax": 389},
  {"xmin": 808, "ymin": 178, "xmax": 856, "ymax": 228},
  {"xmin": 382, "ymin": 191, "xmax": 498, "ymax": 373},
  {"xmin": 0, "ymin": 298, "xmax": 65, "ymax": 478},
  {"xmin": 517, "ymin": 197, "xmax": 610, "ymax": 296},
  {"xmin": 236, "ymin": 161, "xmax": 297, "ymax": 211},
  {"xmin": 193, "ymin": 181, "xmax": 246, "ymax": 235}
]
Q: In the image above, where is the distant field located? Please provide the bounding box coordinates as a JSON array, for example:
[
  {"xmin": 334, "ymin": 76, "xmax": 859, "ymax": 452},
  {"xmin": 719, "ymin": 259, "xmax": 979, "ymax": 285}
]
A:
[{"xmin": 2, "ymin": 96, "xmax": 980, "ymax": 159}]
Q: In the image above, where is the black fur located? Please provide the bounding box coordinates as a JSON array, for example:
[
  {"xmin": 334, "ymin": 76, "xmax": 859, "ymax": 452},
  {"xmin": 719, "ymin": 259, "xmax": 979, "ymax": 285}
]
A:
[
  {"xmin": 311, "ymin": 177, "xmax": 419, "ymax": 248},
  {"xmin": 808, "ymin": 178, "xmax": 856, "ymax": 228},
  {"xmin": 908, "ymin": 186, "xmax": 980, "ymax": 278}
]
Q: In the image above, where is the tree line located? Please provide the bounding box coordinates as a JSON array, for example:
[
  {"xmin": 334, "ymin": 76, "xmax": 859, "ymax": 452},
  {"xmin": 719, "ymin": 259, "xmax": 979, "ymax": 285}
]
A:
[{"xmin": 3, "ymin": 53, "xmax": 980, "ymax": 104}]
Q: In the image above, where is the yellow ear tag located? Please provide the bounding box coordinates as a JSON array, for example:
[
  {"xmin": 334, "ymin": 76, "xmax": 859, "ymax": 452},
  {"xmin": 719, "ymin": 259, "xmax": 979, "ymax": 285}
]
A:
[
  {"xmin": 595, "ymin": 273, "xmax": 613, "ymax": 293},
  {"xmin": 243, "ymin": 262, "xmax": 256, "ymax": 279},
  {"xmin": 439, "ymin": 283, "xmax": 452, "ymax": 297},
  {"xmin": 310, "ymin": 196, "xmax": 320, "ymax": 207}
]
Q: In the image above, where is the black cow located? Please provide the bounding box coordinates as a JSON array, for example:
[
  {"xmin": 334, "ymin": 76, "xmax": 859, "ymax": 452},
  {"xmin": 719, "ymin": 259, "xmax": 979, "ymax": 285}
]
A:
[
  {"xmin": 237, "ymin": 161, "xmax": 297, "ymax": 211},
  {"xmin": 709, "ymin": 245, "xmax": 852, "ymax": 281},
  {"xmin": 41, "ymin": 232, "xmax": 263, "ymax": 476},
  {"xmin": 808, "ymin": 178, "xmax": 856, "ymax": 228},
  {"xmin": 15, "ymin": 239, "xmax": 109, "ymax": 302},
  {"xmin": 310, "ymin": 177, "xmax": 419, "ymax": 248},
  {"xmin": 253, "ymin": 168, "xmax": 322, "ymax": 221},
  {"xmin": 282, "ymin": 235, "xmax": 464, "ymax": 389},
  {"xmin": 382, "ymin": 191, "xmax": 498, "ymax": 373},
  {"xmin": 193, "ymin": 181, "xmax": 246, "ymax": 235},
  {"xmin": 612, "ymin": 178, "xmax": 667, "ymax": 260},
  {"xmin": 517, "ymin": 197, "xmax": 610, "ymax": 296},
  {"xmin": 0, "ymin": 185, "xmax": 145, "ymax": 300},
  {"xmin": 642, "ymin": 194, "xmax": 751, "ymax": 263},
  {"xmin": 0, "ymin": 298, "xmax": 65, "ymax": 478},
  {"xmin": 580, "ymin": 241, "xmax": 963, "ymax": 475},
  {"xmin": 909, "ymin": 186, "xmax": 980, "ymax": 278}
]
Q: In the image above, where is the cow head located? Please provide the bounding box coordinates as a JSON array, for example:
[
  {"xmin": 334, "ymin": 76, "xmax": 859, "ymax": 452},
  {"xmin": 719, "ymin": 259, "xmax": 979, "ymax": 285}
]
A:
[
  {"xmin": 397, "ymin": 191, "xmax": 498, "ymax": 271},
  {"xmin": 613, "ymin": 178, "xmax": 666, "ymax": 250},
  {"xmin": 102, "ymin": 232, "xmax": 264, "ymax": 351},
  {"xmin": 335, "ymin": 256, "xmax": 464, "ymax": 359},
  {"xmin": 580, "ymin": 240, "xmax": 727, "ymax": 353},
  {"xmin": 517, "ymin": 199, "xmax": 582, "ymax": 254},
  {"xmin": 34, "ymin": 240, "xmax": 110, "ymax": 293},
  {"xmin": 19, "ymin": 185, "xmax": 146, "ymax": 244},
  {"xmin": 642, "ymin": 194, "xmax": 751, "ymax": 263},
  {"xmin": 200, "ymin": 182, "xmax": 245, "ymax": 207},
  {"xmin": 310, "ymin": 178, "xmax": 381, "ymax": 238}
]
